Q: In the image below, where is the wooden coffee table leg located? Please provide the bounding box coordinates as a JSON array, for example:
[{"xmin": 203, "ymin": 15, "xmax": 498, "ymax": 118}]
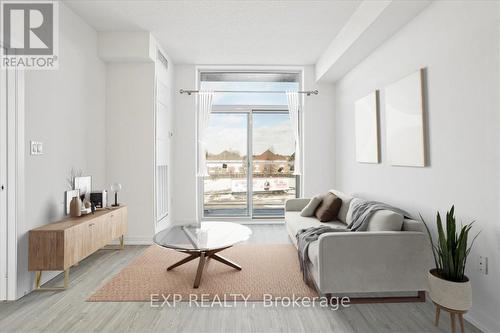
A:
[
  {"xmin": 166, "ymin": 247, "xmax": 241, "ymax": 289},
  {"xmin": 210, "ymin": 253, "xmax": 242, "ymax": 270},
  {"xmin": 193, "ymin": 252, "xmax": 206, "ymax": 289},
  {"xmin": 167, "ymin": 253, "xmax": 200, "ymax": 271}
]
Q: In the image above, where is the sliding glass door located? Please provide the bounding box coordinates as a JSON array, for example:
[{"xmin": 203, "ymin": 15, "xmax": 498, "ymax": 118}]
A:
[
  {"xmin": 203, "ymin": 110, "xmax": 298, "ymax": 219},
  {"xmin": 203, "ymin": 113, "xmax": 249, "ymax": 217},
  {"xmin": 252, "ymin": 112, "xmax": 296, "ymax": 217}
]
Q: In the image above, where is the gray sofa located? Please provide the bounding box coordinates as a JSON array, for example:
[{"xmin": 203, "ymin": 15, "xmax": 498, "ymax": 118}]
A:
[{"xmin": 285, "ymin": 190, "xmax": 433, "ymax": 297}]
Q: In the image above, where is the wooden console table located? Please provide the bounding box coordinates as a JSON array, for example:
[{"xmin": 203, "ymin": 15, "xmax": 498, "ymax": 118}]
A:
[{"xmin": 28, "ymin": 206, "xmax": 127, "ymax": 290}]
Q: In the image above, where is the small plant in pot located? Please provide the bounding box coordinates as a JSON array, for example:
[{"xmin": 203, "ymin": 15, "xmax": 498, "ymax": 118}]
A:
[{"xmin": 420, "ymin": 206, "xmax": 479, "ymax": 312}]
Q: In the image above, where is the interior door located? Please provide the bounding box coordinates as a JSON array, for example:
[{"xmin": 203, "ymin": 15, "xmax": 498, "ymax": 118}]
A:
[{"xmin": 0, "ymin": 64, "xmax": 7, "ymax": 300}]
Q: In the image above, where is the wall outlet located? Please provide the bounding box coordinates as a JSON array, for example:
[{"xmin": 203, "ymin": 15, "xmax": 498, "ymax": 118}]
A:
[
  {"xmin": 478, "ymin": 256, "xmax": 488, "ymax": 275},
  {"xmin": 30, "ymin": 141, "xmax": 43, "ymax": 155}
]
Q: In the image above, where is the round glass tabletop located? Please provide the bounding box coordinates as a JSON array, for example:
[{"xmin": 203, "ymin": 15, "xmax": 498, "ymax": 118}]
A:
[{"xmin": 153, "ymin": 222, "xmax": 252, "ymax": 251}]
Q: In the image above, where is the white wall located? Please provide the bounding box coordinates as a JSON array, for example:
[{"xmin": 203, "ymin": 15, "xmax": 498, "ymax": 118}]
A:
[
  {"xmin": 333, "ymin": 2, "xmax": 500, "ymax": 332},
  {"xmin": 19, "ymin": 4, "xmax": 106, "ymax": 297},
  {"xmin": 102, "ymin": 34, "xmax": 176, "ymax": 240},
  {"xmin": 106, "ymin": 63, "xmax": 156, "ymax": 242},
  {"xmin": 172, "ymin": 66, "xmax": 336, "ymax": 223},
  {"xmin": 18, "ymin": 6, "xmax": 175, "ymax": 297},
  {"xmin": 302, "ymin": 66, "xmax": 336, "ymax": 197},
  {"xmin": 98, "ymin": 32, "xmax": 155, "ymax": 62}
]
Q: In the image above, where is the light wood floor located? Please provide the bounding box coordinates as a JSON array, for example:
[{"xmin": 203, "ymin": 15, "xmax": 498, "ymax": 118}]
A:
[{"xmin": 0, "ymin": 225, "xmax": 481, "ymax": 333}]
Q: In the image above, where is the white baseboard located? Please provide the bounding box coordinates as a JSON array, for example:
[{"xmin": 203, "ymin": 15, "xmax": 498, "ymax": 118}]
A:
[
  {"xmin": 173, "ymin": 219, "xmax": 197, "ymax": 225},
  {"xmin": 17, "ymin": 270, "xmax": 63, "ymax": 299},
  {"xmin": 36, "ymin": 271, "xmax": 60, "ymax": 291},
  {"xmin": 109, "ymin": 236, "xmax": 153, "ymax": 245},
  {"xmin": 465, "ymin": 309, "xmax": 498, "ymax": 333}
]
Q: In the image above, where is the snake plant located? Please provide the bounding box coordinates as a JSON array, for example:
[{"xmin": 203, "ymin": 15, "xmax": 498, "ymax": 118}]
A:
[{"xmin": 420, "ymin": 206, "xmax": 479, "ymax": 282}]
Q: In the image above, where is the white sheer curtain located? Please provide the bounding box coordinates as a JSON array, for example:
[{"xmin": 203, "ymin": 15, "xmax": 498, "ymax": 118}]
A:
[
  {"xmin": 286, "ymin": 91, "xmax": 301, "ymax": 175},
  {"xmin": 197, "ymin": 91, "xmax": 214, "ymax": 177}
]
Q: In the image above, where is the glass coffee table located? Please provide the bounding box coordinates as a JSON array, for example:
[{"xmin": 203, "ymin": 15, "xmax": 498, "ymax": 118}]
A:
[{"xmin": 153, "ymin": 222, "xmax": 252, "ymax": 288}]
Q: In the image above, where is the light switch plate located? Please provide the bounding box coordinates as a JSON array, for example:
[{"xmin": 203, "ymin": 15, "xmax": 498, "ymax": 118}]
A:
[
  {"xmin": 30, "ymin": 141, "xmax": 43, "ymax": 155},
  {"xmin": 479, "ymin": 256, "xmax": 489, "ymax": 275}
]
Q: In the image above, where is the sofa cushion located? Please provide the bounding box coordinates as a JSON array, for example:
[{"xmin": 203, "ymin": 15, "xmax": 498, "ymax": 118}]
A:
[
  {"xmin": 346, "ymin": 198, "xmax": 404, "ymax": 231},
  {"xmin": 329, "ymin": 190, "xmax": 353, "ymax": 224},
  {"xmin": 285, "ymin": 211, "xmax": 347, "ymax": 247},
  {"xmin": 347, "ymin": 198, "xmax": 404, "ymax": 231},
  {"xmin": 402, "ymin": 218, "xmax": 426, "ymax": 232},
  {"xmin": 363, "ymin": 210, "xmax": 404, "ymax": 231},
  {"xmin": 315, "ymin": 193, "xmax": 342, "ymax": 222},
  {"xmin": 300, "ymin": 195, "xmax": 322, "ymax": 217}
]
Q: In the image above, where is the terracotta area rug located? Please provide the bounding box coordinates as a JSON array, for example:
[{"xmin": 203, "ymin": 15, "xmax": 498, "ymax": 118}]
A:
[{"xmin": 88, "ymin": 244, "xmax": 318, "ymax": 302}]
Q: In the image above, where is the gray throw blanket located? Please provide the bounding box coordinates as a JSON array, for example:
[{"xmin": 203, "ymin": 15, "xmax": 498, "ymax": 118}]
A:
[
  {"xmin": 296, "ymin": 226, "xmax": 346, "ymax": 287},
  {"xmin": 296, "ymin": 199, "xmax": 411, "ymax": 285},
  {"xmin": 347, "ymin": 200, "xmax": 411, "ymax": 231}
]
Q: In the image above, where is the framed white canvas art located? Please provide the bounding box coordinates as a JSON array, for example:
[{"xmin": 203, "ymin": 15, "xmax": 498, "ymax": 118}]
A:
[
  {"xmin": 355, "ymin": 91, "xmax": 379, "ymax": 163},
  {"xmin": 385, "ymin": 69, "xmax": 426, "ymax": 167}
]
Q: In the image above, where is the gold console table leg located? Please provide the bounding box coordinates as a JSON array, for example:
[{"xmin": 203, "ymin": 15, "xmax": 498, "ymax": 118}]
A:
[
  {"xmin": 102, "ymin": 235, "xmax": 125, "ymax": 250},
  {"xmin": 34, "ymin": 269, "xmax": 69, "ymax": 291}
]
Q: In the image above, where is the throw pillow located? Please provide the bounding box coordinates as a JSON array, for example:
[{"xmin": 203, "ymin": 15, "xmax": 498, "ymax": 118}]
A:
[
  {"xmin": 329, "ymin": 189, "xmax": 353, "ymax": 224},
  {"xmin": 315, "ymin": 193, "xmax": 342, "ymax": 222},
  {"xmin": 300, "ymin": 196, "xmax": 323, "ymax": 217},
  {"xmin": 346, "ymin": 197, "xmax": 364, "ymax": 225}
]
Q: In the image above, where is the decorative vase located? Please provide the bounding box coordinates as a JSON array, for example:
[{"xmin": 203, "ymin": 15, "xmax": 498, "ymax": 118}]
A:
[
  {"xmin": 428, "ymin": 269, "xmax": 472, "ymax": 311},
  {"xmin": 69, "ymin": 196, "xmax": 82, "ymax": 217}
]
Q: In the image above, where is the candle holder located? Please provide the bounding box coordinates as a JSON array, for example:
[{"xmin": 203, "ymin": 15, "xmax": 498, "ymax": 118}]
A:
[{"xmin": 111, "ymin": 182, "xmax": 122, "ymax": 207}]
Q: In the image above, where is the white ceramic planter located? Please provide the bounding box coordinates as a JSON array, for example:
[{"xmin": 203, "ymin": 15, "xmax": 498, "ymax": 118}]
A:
[{"xmin": 428, "ymin": 269, "xmax": 472, "ymax": 311}]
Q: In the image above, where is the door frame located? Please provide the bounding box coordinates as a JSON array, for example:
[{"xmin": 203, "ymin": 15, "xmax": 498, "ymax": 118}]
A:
[
  {"xmin": 199, "ymin": 107, "xmax": 300, "ymax": 221},
  {"xmin": 0, "ymin": 55, "xmax": 7, "ymax": 301},
  {"xmin": 0, "ymin": 59, "xmax": 24, "ymax": 301}
]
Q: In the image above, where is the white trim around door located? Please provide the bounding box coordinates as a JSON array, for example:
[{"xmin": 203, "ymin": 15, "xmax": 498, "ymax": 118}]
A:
[
  {"xmin": 0, "ymin": 55, "xmax": 7, "ymax": 301},
  {"xmin": 0, "ymin": 63, "xmax": 24, "ymax": 301}
]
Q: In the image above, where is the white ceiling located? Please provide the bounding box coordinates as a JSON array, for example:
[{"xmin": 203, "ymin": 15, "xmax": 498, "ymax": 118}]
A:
[{"xmin": 65, "ymin": 0, "xmax": 362, "ymax": 65}]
